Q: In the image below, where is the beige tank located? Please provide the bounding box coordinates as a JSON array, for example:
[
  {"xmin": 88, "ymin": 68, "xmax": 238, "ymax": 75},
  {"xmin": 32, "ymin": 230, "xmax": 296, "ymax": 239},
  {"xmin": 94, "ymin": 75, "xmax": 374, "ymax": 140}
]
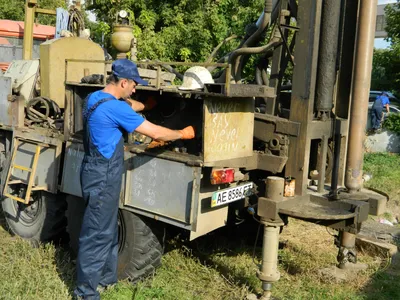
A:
[
  {"xmin": 39, "ymin": 37, "xmax": 105, "ymax": 108},
  {"xmin": 111, "ymin": 24, "xmax": 134, "ymax": 59}
]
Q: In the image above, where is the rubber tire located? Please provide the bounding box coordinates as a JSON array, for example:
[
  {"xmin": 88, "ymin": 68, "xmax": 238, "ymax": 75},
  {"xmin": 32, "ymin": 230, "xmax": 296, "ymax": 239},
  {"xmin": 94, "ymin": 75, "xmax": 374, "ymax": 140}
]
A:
[
  {"xmin": 1, "ymin": 191, "xmax": 67, "ymax": 244},
  {"xmin": 66, "ymin": 196, "xmax": 164, "ymax": 283},
  {"xmin": 117, "ymin": 210, "xmax": 164, "ymax": 283}
]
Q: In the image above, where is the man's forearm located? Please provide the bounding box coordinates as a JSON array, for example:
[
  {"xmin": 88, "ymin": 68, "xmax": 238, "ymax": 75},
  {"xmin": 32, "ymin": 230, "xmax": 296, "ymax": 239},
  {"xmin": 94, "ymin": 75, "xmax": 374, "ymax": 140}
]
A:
[
  {"xmin": 135, "ymin": 120, "xmax": 182, "ymax": 141},
  {"xmin": 125, "ymin": 98, "xmax": 145, "ymax": 112},
  {"xmin": 151, "ymin": 125, "xmax": 182, "ymax": 141}
]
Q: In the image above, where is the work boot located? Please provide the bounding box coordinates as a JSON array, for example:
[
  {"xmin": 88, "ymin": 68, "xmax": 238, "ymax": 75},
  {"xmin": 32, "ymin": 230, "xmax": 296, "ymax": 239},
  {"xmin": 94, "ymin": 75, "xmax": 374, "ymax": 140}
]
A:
[{"xmin": 96, "ymin": 283, "xmax": 116, "ymax": 294}]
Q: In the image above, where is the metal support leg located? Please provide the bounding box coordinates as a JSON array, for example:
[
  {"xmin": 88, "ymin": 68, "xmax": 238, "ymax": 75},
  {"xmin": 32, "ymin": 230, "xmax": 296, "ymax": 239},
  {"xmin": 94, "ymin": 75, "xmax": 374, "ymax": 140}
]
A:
[
  {"xmin": 258, "ymin": 222, "xmax": 281, "ymax": 300},
  {"xmin": 337, "ymin": 231, "xmax": 357, "ymax": 268},
  {"xmin": 257, "ymin": 176, "xmax": 285, "ymax": 299}
]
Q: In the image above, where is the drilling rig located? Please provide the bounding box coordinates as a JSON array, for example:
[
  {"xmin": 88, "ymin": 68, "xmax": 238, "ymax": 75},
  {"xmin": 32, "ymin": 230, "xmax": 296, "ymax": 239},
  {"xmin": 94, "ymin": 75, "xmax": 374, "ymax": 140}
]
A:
[{"xmin": 0, "ymin": 0, "xmax": 386, "ymax": 298}]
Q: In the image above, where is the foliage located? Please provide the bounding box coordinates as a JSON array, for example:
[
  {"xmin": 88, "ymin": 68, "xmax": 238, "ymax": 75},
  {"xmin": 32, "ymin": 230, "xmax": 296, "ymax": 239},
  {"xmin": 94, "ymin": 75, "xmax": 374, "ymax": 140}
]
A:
[
  {"xmin": 383, "ymin": 112, "xmax": 400, "ymax": 134},
  {"xmin": 372, "ymin": 1, "xmax": 400, "ymax": 97},
  {"xmin": 87, "ymin": 0, "xmax": 265, "ymax": 65},
  {"xmin": 371, "ymin": 48, "xmax": 400, "ymax": 95},
  {"xmin": 0, "ymin": 0, "xmax": 66, "ymax": 26},
  {"xmin": 385, "ymin": 1, "xmax": 400, "ymax": 43}
]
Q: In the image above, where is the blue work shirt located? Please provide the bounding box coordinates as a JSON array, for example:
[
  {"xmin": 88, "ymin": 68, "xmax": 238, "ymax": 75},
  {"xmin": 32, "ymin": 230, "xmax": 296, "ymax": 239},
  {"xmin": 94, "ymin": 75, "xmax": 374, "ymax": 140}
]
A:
[
  {"xmin": 376, "ymin": 95, "xmax": 390, "ymax": 107},
  {"xmin": 86, "ymin": 91, "xmax": 145, "ymax": 159}
]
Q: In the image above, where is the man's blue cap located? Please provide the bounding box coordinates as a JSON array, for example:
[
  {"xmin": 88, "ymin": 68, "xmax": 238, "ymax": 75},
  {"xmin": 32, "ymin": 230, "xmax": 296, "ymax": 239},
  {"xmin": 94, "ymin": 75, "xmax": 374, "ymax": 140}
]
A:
[{"xmin": 112, "ymin": 59, "xmax": 148, "ymax": 86}]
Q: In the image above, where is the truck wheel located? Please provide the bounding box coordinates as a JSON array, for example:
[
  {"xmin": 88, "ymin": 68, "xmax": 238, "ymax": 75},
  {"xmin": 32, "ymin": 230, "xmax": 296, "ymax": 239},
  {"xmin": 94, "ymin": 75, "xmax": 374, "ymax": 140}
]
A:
[
  {"xmin": 118, "ymin": 210, "xmax": 164, "ymax": 283},
  {"xmin": 66, "ymin": 197, "xmax": 164, "ymax": 282},
  {"xmin": 1, "ymin": 189, "xmax": 67, "ymax": 244}
]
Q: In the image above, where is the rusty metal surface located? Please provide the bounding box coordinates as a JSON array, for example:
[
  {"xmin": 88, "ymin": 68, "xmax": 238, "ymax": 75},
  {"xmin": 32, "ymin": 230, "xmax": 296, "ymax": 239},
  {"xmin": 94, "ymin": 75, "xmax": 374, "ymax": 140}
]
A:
[
  {"xmin": 128, "ymin": 145, "xmax": 203, "ymax": 166},
  {"xmin": 335, "ymin": 0, "xmax": 358, "ymax": 119},
  {"xmin": 345, "ymin": 0, "xmax": 378, "ymax": 192},
  {"xmin": 203, "ymin": 154, "xmax": 257, "ymax": 168},
  {"xmin": 0, "ymin": 81, "xmax": 25, "ymax": 128},
  {"xmin": 285, "ymin": 0, "xmax": 323, "ymax": 195},
  {"xmin": 203, "ymin": 151, "xmax": 287, "ymax": 173},
  {"xmin": 254, "ymin": 113, "xmax": 300, "ymax": 136},
  {"xmin": 257, "ymin": 153, "xmax": 287, "ymax": 173},
  {"xmin": 315, "ymin": 0, "xmax": 341, "ymax": 115},
  {"xmin": 203, "ymin": 97, "xmax": 254, "ymax": 163},
  {"xmin": 278, "ymin": 194, "xmax": 357, "ymax": 220},
  {"xmin": 66, "ymin": 81, "xmax": 274, "ymax": 98},
  {"xmin": 205, "ymin": 83, "xmax": 276, "ymax": 98},
  {"xmin": 265, "ymin": 0, "xmax": 290, "ymax": 115},
  {"xmin": 317, "ymin": 135, "xmax": 329, "ymax": 193}
]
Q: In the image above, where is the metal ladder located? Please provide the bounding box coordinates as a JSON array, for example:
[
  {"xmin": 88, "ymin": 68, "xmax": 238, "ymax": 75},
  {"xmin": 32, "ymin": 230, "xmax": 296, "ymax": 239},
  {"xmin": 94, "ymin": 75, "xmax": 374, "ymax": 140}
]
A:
[{"xmin": 3, "ymin": 139, "xmax": 46, "ymax": 204}]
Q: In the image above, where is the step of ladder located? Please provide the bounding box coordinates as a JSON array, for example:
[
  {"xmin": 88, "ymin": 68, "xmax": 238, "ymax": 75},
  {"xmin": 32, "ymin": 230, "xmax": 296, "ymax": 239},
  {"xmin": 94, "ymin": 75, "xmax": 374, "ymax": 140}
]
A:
[{"xmin": 3, "ymin": 139, "xmax": 44, "ymax": 204}]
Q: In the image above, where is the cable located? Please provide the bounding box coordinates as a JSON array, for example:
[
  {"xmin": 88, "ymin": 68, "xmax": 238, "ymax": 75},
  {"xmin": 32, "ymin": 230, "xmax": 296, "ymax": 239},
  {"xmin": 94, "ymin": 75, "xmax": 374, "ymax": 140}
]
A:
[
  {"xmin": 68, "ymin": 7, "xmax": 85, "ymax": 36},
  {"xmin": 252, "ymin": 222, "xmax": 262, "ymax": 266}
]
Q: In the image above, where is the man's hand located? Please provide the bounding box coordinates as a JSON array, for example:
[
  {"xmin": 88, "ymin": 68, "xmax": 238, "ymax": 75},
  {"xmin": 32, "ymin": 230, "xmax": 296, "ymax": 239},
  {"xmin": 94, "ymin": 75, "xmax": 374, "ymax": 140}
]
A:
[
  {"xmin": 147, "ymin": 140, "xmax": 167, "ymax": 149},
  {"xmin": 178, "ymin": 126, "xmax": 195, "ymax": 139}
]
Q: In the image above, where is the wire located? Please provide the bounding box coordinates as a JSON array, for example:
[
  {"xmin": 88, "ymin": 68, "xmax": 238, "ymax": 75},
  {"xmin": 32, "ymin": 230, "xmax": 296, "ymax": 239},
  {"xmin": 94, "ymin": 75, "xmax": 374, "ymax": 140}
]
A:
[
  {"xmin": 252, "ymin": 221, "xmax": 262, "ymax": 267},
  {"xmin": 68, "ymin": 7, "xmax": 85, "ymax": 36},
  {"xmin": 326, "ymin": 227, "xmax": 337, "ymax": 237}
]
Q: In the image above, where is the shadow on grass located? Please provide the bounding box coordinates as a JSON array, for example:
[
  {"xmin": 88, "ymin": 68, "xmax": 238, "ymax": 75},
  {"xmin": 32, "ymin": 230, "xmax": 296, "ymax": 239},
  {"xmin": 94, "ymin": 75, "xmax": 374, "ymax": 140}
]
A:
[
  {"xmin": 164, "ymin": 218, "xmax": 269, "ymax": 293},
  {"xmin": 361, "ymin": 232, "xmax": 400, "ymax": 300},
  {"xmin": 54, "ymin": 247, "xmax": 77, "ymax": 297}
]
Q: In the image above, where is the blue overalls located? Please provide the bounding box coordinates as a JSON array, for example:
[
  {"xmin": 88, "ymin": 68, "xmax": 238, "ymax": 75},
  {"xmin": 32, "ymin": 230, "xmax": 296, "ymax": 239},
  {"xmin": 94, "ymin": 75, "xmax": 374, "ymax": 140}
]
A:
[
  {"xmin": 74, "ymin": 96, "xmax": 124, "ymax": 299},
  {"xmin": 371, "ymin": 96, "xmax": 384, "ymax": 130}
]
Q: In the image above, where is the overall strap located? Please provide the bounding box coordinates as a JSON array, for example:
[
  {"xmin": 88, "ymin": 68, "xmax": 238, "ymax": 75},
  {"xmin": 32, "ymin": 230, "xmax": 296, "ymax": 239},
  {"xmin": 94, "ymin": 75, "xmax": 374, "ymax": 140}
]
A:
[{"xmin": 82, "ymin": 94, "xmax": 116, "ymax": 153}]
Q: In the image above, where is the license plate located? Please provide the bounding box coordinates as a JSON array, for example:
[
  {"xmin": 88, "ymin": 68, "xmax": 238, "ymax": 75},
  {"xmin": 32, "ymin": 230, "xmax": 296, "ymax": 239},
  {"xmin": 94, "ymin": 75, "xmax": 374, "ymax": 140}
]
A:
[{"xmin": 211, "ymin": 182, "xmax": 253, "ymax": 207}]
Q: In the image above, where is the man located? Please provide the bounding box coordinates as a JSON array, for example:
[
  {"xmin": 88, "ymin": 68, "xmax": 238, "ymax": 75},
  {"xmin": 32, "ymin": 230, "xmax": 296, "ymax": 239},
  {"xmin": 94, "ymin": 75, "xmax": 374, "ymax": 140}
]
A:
[
  {"xmin": 371, "ymin": 91, "xmax": 390, "ymax": 132},
  {"xmin": 74, "ymin": 59, "xmax": 194, "ymax": 299}
]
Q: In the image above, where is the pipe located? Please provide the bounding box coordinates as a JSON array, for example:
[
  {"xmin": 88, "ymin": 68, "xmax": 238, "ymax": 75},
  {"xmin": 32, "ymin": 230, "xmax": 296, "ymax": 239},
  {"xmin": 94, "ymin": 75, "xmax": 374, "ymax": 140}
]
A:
[
  {"xmin": 215, "ymin": 40, "xmax": 279, "ymax": 83},
  {"xmin": 345, "ymin": 0, "xmax": 378, "ymax": 193},
  {"xmin": 317, "ymin": 135, "xmax": 328, "ymax": 193},
  {"xmin": 259, "ymin": 226, "xmax": 280, "ymax": 282},
  {"xmin": 243, "ymin": 0, "xmax": 273, "ymax": 49},
  {"xmin": 230, "ymin": 0, "xmax": 273, "ymax": 82},
  {"xmin": 330, "ymin": 119, "xmax": 341, "ymax": 199},
  {"xmin": 23, "ymin": 0, "xmax": 36, "ymax": 60},
  {"xmin": 230, "ymin": 38, "xmax": 282, "ymax": 74},
  {"xmin": 205, "ymin": 34, "xmax": 239, "ymax": 63},
  {"xmin": 257, "ymin": 176, "xmax": 283, "ymax": 298},
  {"xmin": 315, "ymin": 0, "xmax": 341, "ymax": 115},
  {"xmin": 154, "ymin": 61, "xmax": 184, "ymax": 80},
  {"xmin": 340, "ymin": 231, "xmax": 356, "ymax": 248},
  {"xmin": 337, "ymin": 231, "xmax": 357, "ymax": 269},
  {"xmin": 208, "ymin": 0, "xmax": 280, "ymax": 74},
  {"xmin": 256, "ymin": 57, "xmax": 271, "ymax": 86}
]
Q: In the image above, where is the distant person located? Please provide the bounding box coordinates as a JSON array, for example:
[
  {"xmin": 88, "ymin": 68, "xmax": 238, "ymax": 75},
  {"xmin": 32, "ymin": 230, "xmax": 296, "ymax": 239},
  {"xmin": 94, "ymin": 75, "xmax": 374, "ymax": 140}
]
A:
[{"xmin": 371, "ymin": 91, "xmax": 390, "ymax": 132}]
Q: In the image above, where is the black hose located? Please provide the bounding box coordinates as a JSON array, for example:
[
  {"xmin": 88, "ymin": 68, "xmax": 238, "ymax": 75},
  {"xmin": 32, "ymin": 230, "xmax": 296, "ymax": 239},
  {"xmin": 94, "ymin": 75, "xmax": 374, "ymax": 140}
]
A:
[
  {"xmin": 26, "ymin": 97, "xmax": 61, "ymax": 123},
  {"xmin": 330, "ymin": 119, "xmax": 342, "ymax": 200}
]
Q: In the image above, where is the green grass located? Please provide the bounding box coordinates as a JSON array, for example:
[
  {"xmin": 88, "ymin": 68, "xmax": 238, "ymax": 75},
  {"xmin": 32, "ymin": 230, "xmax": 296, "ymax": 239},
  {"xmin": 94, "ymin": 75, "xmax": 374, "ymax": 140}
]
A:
[
  {"xmin": 0, "ymin": 153, "xmax": 399, "ymax": 300},
  {"xmin": 364, "ymin": 153, "xmax": 400, "ymax": 199}
]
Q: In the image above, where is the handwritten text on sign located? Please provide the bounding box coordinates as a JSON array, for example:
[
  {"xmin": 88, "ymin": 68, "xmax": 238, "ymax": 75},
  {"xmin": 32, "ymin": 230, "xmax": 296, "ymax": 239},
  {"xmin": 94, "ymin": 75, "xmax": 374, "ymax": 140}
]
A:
[{"xmin": 204, "ymin": 98, "xmax": 254, "ymax": 162}]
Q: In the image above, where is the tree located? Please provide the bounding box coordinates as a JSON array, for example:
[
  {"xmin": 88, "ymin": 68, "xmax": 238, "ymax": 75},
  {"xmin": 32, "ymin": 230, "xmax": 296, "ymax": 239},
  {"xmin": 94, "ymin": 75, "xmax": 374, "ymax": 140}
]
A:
[
  {"xmin": 0, "ymin": 0, "xmax": 66, "ymax": 26},
  {"xmin": 374, "ymin": 1, "xmax": 400, "ymax": 96},
  {"xmin": 87, "ymin": 0, "xmax": 265, "ymax": 64},
  {"xmin": 371, "ymin": 49, "xmax": 400, "ymax": 94}
]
